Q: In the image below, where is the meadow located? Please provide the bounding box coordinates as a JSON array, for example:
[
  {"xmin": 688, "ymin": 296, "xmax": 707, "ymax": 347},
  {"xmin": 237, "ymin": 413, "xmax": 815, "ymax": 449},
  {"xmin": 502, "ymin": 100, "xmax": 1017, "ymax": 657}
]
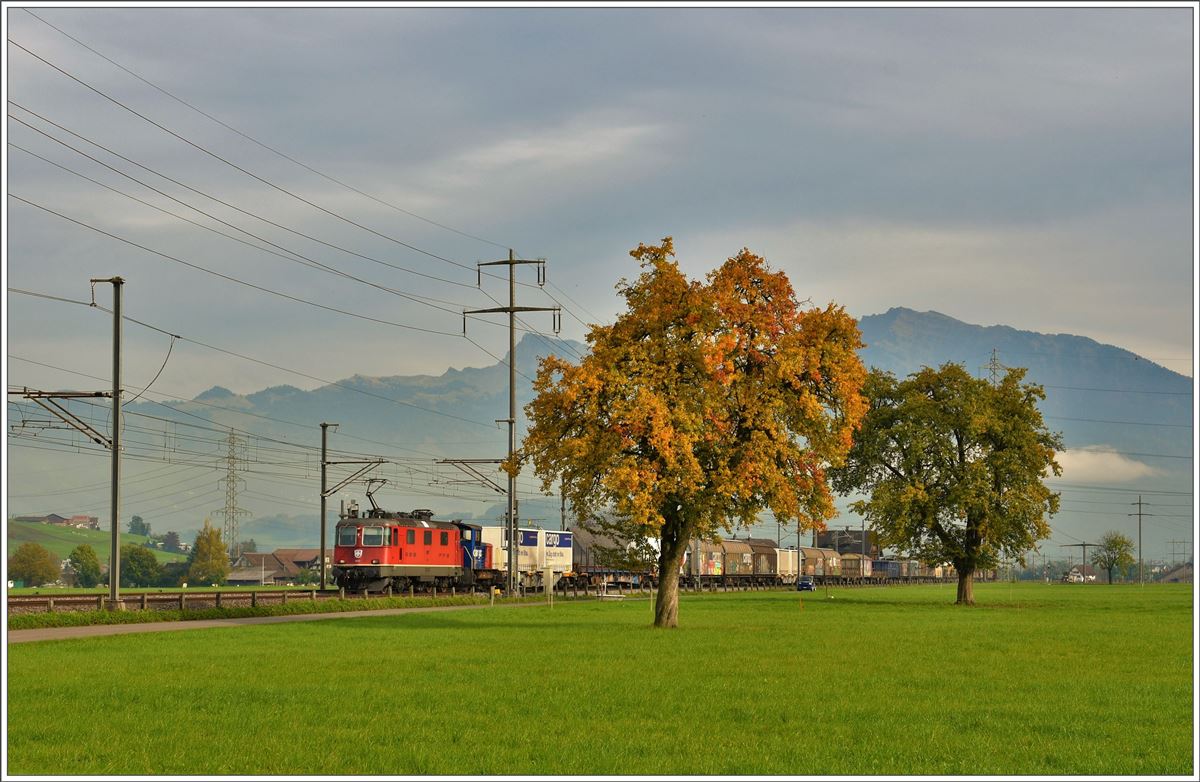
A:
[
  {"xmin": 7, "ymin": 520, "xmax": 187, "ymax": 565},
  {"xmin": 5, "ymin": 582, "xmax": 1194, "ymax": 776}
]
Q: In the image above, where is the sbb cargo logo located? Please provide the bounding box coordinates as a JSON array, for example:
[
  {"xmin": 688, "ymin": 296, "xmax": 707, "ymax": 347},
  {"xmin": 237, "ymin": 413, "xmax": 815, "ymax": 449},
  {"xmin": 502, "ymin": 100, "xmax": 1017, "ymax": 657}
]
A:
[{"xmin": 545, "ymin": 532, "xmax": 572, "ymax": 548}]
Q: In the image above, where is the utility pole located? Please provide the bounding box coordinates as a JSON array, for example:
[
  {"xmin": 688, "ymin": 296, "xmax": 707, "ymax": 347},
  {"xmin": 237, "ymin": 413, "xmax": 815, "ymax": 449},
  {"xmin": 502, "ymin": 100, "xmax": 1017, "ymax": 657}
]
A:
[
  {"xmin": 319, "ymin": 422, "xmax": 337, "ymax": 590},
  {"xmin": 93, "ymin": 276, "xmax": 125, "ymax": 610},
  {"xmin": 464, "ymin": 249, "xmax": 560, "ymax": 594},
  {"xmin": 1129, "ymin": 496, "xmax": 1149, "ymax": 586}
]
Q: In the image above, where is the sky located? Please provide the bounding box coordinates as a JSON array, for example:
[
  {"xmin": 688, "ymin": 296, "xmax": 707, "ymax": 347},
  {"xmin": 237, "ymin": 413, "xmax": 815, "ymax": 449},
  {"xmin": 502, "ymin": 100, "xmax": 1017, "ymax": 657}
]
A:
[{"xmin": 3, "ymin": 4, "xmax": 1197, "ymax": 558}]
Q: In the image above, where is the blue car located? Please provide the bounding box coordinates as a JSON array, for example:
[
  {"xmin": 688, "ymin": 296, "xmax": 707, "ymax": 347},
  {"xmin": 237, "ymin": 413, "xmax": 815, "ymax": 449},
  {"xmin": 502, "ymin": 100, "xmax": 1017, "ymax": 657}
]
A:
[{"xmin": 797, "ymin": 576, "xmax": 815, "ymax": 592}]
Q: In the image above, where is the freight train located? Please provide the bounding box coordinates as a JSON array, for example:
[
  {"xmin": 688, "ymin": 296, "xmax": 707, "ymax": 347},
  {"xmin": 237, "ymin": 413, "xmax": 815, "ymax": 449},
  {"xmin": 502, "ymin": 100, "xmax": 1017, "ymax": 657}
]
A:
[
  {"xmin": 331, "ymin": 501, "xmax": 984, "ymax": 593},
  {"xmin": 330, "ymin": 501, "xmax": 573, "ymax": 592}
]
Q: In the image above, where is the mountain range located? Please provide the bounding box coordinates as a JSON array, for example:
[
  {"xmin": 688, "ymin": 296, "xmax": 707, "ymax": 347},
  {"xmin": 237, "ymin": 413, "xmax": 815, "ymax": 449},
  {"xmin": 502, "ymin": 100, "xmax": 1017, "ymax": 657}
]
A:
[{"xmin": 9, "ymin": 308, "xmax": 1193, "ymax": 556}]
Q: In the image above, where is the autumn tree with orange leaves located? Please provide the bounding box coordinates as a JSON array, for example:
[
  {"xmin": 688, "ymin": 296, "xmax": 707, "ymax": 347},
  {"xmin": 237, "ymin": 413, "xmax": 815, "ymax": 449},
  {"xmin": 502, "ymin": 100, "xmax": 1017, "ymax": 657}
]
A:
[{"xmin": 514, "ymin": 238, "xmax": 867, "ymax": 628}]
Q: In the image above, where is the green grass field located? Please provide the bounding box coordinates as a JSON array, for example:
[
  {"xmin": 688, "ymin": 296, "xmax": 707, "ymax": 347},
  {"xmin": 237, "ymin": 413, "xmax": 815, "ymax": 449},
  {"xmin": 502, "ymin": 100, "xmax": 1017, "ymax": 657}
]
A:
[
  {"xmin": 7, "ymin": 520, "xmax": 187, "ymax": 565},
  {"xmin": 5, "ymin": 583, "xmax": 1193, "ymax": 776}
]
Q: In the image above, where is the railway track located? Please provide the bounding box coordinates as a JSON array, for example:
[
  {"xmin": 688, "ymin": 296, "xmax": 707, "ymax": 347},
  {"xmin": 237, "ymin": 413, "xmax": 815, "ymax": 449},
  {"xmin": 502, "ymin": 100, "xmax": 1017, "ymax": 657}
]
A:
[
  {"xmin": 8, "ymin": 576, "xmax": 965, "ymax": 615},
  {"xmin": 6, "ymin": 586, "xmax": 481, "ymax": 615}
]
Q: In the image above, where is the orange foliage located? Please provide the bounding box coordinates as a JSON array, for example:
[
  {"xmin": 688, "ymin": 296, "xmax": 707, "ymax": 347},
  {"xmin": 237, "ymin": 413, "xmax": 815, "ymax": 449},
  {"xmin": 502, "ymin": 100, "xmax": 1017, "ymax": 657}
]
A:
[{"xmin": 518, "ymin": 237, "xmax": 867, "ymax": 546}]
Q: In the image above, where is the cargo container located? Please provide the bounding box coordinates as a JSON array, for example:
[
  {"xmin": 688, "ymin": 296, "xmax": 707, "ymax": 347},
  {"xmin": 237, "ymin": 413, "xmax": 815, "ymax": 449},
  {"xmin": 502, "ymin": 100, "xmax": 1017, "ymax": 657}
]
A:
[
  {"xmin": 872, "ymin": 559, "xmax": 900, "ymax": 580},
  {"xmin": 688, "ymin": 540, "xmax": 724, "ymax": 577},
  {"xmin": 776, "ymin": 548, "xmax": 799, "ymax": 583},
  {"xmin": 798, "ymin": 547, "xmax": 840, "ymax": 577},
  {"xmin": 743, "ymin": 538, "xmax": 779, "ymax": 579},
  {"xmin": 841, "ymin": 553, "xmax": 873, "ymax": 579},
  {"xmin": 720, "ymin": 539, "xmax": 754, "ymax": 577},
  {"xmin": 479, "ymin": 527, "xmax": 541, "ymax": 574},
  {"xmin": 542, "ymin": 529, "xmax": 574, "ymax": 575}
]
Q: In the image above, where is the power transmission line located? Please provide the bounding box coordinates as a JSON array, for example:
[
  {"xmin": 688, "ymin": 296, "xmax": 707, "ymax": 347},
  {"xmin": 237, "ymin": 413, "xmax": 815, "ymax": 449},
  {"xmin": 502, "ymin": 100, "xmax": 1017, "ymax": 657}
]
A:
[
  {"xmin": 7, "ymin": 38, "xmax": 495, "ymax": 278},
  {"xmin": 7, "ymin": 102, "xmax": 481, "ymax": 291},
  {"xmin": 8, "ymin": 193, "xmax": 465, "ymax": 338},
  {"xmin": 20, "ymin": 7, "xmax": 513, "ymax": 252},
  {"xmin": 7, "ymin": 138, "xmax": 475, "ymax": 316}
]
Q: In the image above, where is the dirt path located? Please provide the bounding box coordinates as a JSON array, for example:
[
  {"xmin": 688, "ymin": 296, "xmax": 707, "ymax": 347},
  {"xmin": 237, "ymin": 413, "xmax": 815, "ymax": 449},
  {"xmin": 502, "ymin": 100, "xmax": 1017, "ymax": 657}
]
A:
[{"xmin": 6, "ymin": 601, "xmax": 549, "ymax": 644}]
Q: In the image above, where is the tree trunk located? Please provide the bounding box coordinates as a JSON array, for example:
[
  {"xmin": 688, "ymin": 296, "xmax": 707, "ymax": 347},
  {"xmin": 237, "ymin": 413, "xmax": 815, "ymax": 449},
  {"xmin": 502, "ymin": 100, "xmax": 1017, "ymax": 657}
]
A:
[
  {"xmin": 654, "ymin": 529, "xmax": 688, "ymax": 628},
  {"xmin": 955, "ymin": 568, "xmax": 975, "ymax": 606}
]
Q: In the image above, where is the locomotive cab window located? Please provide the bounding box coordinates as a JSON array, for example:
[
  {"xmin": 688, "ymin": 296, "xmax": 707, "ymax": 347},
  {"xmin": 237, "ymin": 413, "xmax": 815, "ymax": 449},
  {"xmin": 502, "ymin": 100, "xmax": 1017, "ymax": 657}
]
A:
[
  {"xmin": 423, "ymin": 530, "xmax": 433, "ymax": 546},
  {"xmin": 362, "ymin": 526, "xmax": 385, "ymax": 546},
  {"xmin": 337, "ymin": 527, "xmax": 357, "ymax": 546},
  {"xmin": 440, "ymin": 531, "xmax": 448, "ymax": 546},
  {"xmin": 406, "ymin": 529, "xmax": 415, "ymax": 545}
]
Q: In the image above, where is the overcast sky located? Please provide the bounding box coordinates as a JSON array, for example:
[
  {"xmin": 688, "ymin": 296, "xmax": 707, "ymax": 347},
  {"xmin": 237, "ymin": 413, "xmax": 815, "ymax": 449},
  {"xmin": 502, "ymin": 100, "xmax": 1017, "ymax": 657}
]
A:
[{"xmin": 3, "ymin": 4, "xmax": 1196, "ymax": 549}]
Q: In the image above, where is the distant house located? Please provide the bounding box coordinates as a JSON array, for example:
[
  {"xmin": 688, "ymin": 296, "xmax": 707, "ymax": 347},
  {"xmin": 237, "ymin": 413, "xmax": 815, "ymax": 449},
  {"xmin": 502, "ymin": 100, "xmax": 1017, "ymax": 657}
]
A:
[
  {"xmin": 11, "ymin": 513, "xmax": 97, "ymax": 529},
  {"xmin": 1066, "ymin": 564, "xmax": 1099, "ymax": 583},
  {"xmin": 69, "ymin": 515, "xmax": 100, "ymax": 529},
  {"xmin": 229, "ymin": 549, "xmax": 321, "ymax": 585}
]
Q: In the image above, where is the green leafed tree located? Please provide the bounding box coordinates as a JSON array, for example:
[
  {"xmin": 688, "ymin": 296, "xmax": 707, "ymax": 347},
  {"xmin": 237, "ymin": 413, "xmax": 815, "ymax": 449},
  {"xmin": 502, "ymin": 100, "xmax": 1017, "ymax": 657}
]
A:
[
  {"xmin": 162, "ymin": 530, "xmax": 182, "ymax": 553},
  {"xmin": 186, "ymin": 519, "xmax": 230, "ymax": 586},
  {"xmin": 8, "ymin": 542, "xmax": 61, "ymax": 587},
  {"xmin": 128, "ymin": 515, "xmax": 151, "ymax": 537},
  {"xmin": 830, "ymin": 364, "xmax": 1062, "ymax": 606},
  {"xmin": 67, "ymin": 544, "xmax": 103, "ymax": 588},
  {"xmin": 1092, "ymin": 531, "xmax": 1136, "ymax": 584},
  {"xmin": 515, "ymin": 238, "xmax": 867, "ymax": 628},
  {"xmin": 119, "ymin": 544, "xmax": 162, "ymax": 587}
]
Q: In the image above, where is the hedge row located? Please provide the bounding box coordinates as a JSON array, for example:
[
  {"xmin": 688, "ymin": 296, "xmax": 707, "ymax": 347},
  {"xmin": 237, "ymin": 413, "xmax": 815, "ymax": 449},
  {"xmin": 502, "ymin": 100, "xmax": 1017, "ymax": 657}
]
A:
[{"xmin": 6, "ymin": 593, "xmax": 562, "ymax": 631}]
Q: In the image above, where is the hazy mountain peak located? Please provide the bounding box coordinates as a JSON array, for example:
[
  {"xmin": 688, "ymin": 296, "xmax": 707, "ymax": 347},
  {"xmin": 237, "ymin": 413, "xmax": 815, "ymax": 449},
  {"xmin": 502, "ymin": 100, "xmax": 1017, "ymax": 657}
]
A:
[{"xmin": 194, "ymin": 385, "xmax": 237, "ymax": 401}]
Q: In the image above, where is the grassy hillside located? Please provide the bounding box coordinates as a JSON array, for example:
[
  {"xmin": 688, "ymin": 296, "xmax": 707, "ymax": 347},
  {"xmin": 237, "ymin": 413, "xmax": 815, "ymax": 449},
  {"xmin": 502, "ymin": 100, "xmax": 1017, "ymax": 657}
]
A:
[{"xmin": 6, "ymin": 521, "xmax": 187, "ymax": 565}]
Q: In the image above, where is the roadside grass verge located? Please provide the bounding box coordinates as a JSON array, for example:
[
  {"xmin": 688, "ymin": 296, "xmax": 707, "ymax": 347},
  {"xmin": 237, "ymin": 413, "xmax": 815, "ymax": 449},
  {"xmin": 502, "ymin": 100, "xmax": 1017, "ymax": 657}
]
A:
[{"xmin": 6, "ymin": 583, "xmax": 1193, "ymax": 776}]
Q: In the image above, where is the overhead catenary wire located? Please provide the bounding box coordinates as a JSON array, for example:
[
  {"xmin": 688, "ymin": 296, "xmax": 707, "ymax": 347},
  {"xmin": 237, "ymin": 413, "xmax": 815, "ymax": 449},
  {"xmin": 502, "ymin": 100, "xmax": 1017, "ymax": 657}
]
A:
[
  {"xmin": 9, "ymin": 286, "xmax": 532, "ymax": 427},
  {"xmin": 14, "ymin": 10, "xmax": 613, "ymax": 357},
  {"xmin": 7, "ymin": 102, "xmax": 485, "ymax": 292},
  {"xmin": 6, "ymin": 137, "xmax": 476, "ymax": 317},
  {"xmin": 7, "ymin": 109, "xmax": 569, "ymax": 364},
  {"xmin": 6, "ymin": 38, "xmax": 536, "ymax": 286},
  {"xmin": 20, "ymin": 7, "xmax": 513, "ymax": 252},
  {"xmin": 8, "ymin": 194, "xmax": 471, "ymax": 340},
  {"xmin": 9, "ymin": 79, "xmax": 588, "ymax": 353}
]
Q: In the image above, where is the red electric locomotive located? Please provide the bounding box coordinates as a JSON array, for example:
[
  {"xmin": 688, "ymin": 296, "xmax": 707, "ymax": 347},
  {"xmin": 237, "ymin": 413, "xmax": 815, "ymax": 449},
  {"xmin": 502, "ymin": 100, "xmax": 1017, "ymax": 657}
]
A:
[{"xmin": 331, "ymin": 500, "xmax": 496, "ymax": 592}]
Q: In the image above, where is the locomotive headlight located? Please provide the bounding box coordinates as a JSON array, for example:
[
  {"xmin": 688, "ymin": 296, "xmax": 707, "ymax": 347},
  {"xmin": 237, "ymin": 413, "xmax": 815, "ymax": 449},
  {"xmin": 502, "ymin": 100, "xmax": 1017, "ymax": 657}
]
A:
[{"xmin": 372, "ymin": 559, "xmax": 379, "ymax": 564}]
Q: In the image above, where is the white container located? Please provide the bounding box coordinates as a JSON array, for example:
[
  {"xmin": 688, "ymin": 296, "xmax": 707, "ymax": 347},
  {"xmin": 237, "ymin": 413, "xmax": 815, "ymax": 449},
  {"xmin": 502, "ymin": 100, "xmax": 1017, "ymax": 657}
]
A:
[
  {"xmin": 480, "ymin": 527, "xmax": 557, "ymax": 574},
  {"xmin": 543, "ymin": 530, "xmax": 574, "ymax": 574}
]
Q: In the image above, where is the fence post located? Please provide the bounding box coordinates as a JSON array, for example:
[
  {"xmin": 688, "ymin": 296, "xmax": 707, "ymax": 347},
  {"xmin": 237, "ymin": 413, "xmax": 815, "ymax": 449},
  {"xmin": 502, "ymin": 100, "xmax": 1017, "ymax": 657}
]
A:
[
  {"xmin": 141, "ymin": 593, "xmax": 148, "ymax": 610},
  {"xmin": 281, "ymin": 591, "xmax": 288, "ymax": 605},
  {"xmin": 251, "ymin": 592, "xmax": 258, "ymax": 608},
  {"xmin": 47, "ymin": 598, "xmax": 54, "ymax": 613},
  {"xmin": 98, "ymin": 595, "xmax": 104, "ymax": 609},
  {"xmin": 216, "ymin": 592, "xmax": 223, "ymax": 609},
  {"xmin": 179, "ymin": 593, "xmax": 186, "ymax": 611},
  {"xmin": 339, "ymin": 587, "xmax": 345, "ymax": 600},
  {"xmin": 310, "ymin": 589, "xmax": 316, "ymax": 601}
]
